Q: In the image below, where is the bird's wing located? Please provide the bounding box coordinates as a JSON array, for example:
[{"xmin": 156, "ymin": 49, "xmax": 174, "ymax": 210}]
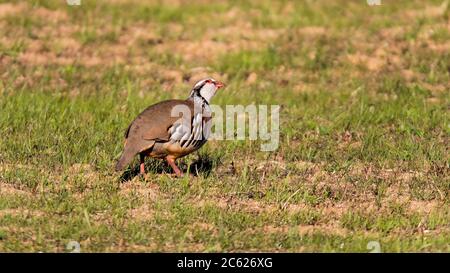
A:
[
  {"xmin": 141, "ymin": 100, "xmax": 195, "ymax": 141},
  {"xmin": 124, "ymin": 100, "xmax": 195, "ymax": 153}
]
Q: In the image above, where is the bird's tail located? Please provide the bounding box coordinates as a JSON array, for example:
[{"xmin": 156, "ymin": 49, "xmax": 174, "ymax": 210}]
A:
[{"xmin": 115, "ymin": 148, "xmax": 137, "ymax": 171}]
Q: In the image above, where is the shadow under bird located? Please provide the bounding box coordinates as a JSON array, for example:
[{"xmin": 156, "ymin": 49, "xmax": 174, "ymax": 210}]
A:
[{"xmin": 115, "ymin": 78, "xmax": 225, "ymax": 177}]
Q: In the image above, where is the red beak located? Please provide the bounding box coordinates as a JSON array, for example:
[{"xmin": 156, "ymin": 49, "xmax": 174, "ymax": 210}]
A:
[{"xmin": 215, "ymin": 81, "xmax": 225, "ymax": 89}]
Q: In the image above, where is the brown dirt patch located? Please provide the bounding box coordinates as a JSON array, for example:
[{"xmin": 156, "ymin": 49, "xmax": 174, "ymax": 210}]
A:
[{"xmin": 0, "ymin": 2, "xmax": 27, "ymax": 18}]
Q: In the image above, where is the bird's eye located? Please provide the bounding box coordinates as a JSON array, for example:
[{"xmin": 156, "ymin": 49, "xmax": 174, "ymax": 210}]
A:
[{"xmin": 205, "ymin": 80, "xmax": 211, "ymax": 84}]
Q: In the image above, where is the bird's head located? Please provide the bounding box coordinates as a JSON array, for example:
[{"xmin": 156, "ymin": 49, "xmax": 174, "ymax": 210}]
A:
[{"xmin": 189, "ymin": 78, "xmax": 225, "ymax": 103}]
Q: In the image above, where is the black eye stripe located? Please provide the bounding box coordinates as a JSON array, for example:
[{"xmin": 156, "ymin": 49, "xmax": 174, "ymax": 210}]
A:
[
  {"xmin": 194, "ymin": 84, "xmax": 203, "ymax": 92},
  {"xmin": 193, "ymin": 80, "xmax": 212, "ymax": 92},
  {"xmin": 190, "ymin": 80, "xmax": 212, "ymax": 105}
]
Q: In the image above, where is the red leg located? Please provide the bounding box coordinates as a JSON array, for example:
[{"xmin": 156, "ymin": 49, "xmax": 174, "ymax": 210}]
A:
[
  {"xmin": 139, "ymin": 154, "xmax": 146, "ymax": 176},
  {"xmin": 166, "ymin": 156, "xmax": 183, "ymax": 177}
]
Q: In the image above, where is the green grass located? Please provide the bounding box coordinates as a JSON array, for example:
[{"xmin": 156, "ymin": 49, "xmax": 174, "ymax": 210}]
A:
[{"xmin": 0, "ymin": 0, "xmax": 449, "ymax": 252}]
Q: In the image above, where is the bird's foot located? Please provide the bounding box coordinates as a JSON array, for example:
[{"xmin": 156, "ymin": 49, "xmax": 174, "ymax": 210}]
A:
[
  {"xmin": 166, "ymin": 172, "xmax": 195, "ymax": 179},
  {"xmin": 140, "ymin": 173, "xmax": 148, "ymax": 180},
  {"xmin": 167, "ymin": 171, "xmax": 183, "ymax": 178},
  {"xmin": 167, "ymin": 173, "xmax": 179, "ymax": 178}
]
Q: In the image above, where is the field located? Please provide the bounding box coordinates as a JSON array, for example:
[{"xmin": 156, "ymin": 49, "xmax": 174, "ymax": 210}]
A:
[{"xmin": 0, "ymin": 0, "xmax": 449, "ymax": 252}]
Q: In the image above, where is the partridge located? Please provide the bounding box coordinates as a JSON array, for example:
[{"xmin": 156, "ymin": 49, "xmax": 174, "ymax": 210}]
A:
[{"xmin": 115, "ymin": 78, "xmax": 225, "ymax": 177}]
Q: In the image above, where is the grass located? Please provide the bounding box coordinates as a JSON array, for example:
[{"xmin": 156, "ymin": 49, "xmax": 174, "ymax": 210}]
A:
[{"xmin": 0, "ymin": 0, "xmax": 449, "ymax": 252}]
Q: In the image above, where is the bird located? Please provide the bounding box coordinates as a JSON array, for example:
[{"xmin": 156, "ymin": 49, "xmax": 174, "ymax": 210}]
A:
[{"xmin": 115, "ymin": 78, "xmax": 225, "ymax": 177}]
